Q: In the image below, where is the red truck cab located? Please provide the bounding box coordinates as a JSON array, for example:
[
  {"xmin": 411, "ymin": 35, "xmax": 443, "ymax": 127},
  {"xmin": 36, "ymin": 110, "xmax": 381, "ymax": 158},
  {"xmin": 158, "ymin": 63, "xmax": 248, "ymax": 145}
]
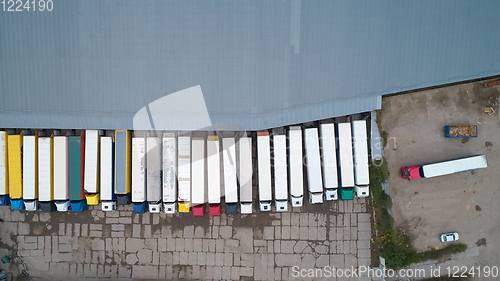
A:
[{"xmin": 400, "ymin": 166, "xmax": 423, "ymax": 180}]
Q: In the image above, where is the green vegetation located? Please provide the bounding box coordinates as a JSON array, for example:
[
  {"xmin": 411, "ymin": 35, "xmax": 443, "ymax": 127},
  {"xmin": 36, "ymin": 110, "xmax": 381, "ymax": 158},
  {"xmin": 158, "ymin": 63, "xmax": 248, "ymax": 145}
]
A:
[
  {"xmin": 375, "ymin": 110, "xmax": 389, "ymax": 148},
  {"xmin": 376, "ymin": 109, "xmax": 383, "ymax": 132},
  {"xmin": 418, "ymin": 243, "xmax": 468, "ymax": 262},
  {"xmin": 370, "ymin": 158, "xmax": 468, "ymax": 270},
  {"xmin": 381, "ymin": 130, "xmax": 389, "ymax": 148},
  {"xmin": 371, "ymin": 158, "xmax": 420, "ymax": 269}
]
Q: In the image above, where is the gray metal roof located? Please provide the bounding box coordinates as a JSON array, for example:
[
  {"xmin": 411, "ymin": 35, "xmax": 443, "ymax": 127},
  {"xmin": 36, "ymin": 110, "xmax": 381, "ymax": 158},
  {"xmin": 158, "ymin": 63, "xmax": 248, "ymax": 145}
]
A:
[{"xmin": 1, "ymin": 0, "xmax": 500, "ymax": 131}]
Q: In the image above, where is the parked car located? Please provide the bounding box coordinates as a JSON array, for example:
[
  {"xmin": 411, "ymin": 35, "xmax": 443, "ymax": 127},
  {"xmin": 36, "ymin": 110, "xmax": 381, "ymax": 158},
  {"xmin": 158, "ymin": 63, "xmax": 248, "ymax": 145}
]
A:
[{"xmin": 440, "ymin": 232, "xmax": 459, "ymax": 242}]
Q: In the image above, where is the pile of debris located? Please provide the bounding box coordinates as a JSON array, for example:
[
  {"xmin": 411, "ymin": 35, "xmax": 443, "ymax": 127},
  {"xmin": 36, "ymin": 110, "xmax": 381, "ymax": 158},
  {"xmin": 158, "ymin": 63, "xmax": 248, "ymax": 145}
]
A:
[{"xmin": 448, "ymin": 125, "xmax": 477, "ymax": 137}]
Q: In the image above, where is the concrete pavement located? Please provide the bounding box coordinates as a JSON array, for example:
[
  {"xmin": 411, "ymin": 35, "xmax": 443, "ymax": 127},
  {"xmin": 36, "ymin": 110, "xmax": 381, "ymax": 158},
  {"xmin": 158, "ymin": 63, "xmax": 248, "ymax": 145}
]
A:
[{"xmin": 0, "ymin": 198, "xmax": 372, "ymax": 280}]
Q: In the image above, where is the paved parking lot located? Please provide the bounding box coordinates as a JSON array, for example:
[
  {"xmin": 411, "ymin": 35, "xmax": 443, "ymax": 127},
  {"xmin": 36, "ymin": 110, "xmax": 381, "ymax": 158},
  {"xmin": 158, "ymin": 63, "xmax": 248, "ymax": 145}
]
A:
[
  {"xmin": 0, "ymin": 198, "xmax": 372, "ymax": 280},
  {"xmin": 380, "ymin": 79, "xmax": 500, "ymax": 273}
]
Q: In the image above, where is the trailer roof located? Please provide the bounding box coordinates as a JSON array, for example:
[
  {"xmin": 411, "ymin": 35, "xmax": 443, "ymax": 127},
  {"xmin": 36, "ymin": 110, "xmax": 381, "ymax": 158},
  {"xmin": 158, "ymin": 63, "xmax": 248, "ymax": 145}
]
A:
[
  {"xmin": 238, "ymin": 137, "xmax": 253, "ymax": 202},
  {"xmin": 84, "ymin": 130, "xmax": 99, "ymax": 193},
  {"xmin": 352, "ymin": 121, "xmax": 370, "ymax": 186},
  {"xmin": 273, "ymin": 135, "xmax": 288, "ymax": 200},
  {"xmin": 191, "ymin": 138, "xmax": 205, "ymax": 205},
  {"xmin": 68, "ymin": 136, "xmax": 83, "ymax": 201},
  {"xmin": 162, "ymin": 134, "xmax": 177, "ymax": 203},
  {"xmin": 53, "ymin": 136, "xmax": 69, "ymax": 200},
  {"xmin": 38, "ymin": 137, "xmax": 53, "ymax": 202},
  {"xmin": 114, "ymin": 131, "xmax": 131, "ymax": 195},
  {"xmin": 319, "ymin": 123, "xmax": 338, "ymax": 189},
  {"xmin": 222, "ymin": 138, "xmax": 238, "ymax": 203},
  {"xmin": 288, "ymin": 127, "xmax": 303, "ymax": 197},
  {"xmin": 208, "ymin": 137, "xmax": 221, "ymax": 204},
  {"xmin": 22, "ymin": 136, "xmax": 37, "ymax": 200},
  {"xmin": 146, "ymin": 137, "xmax": 162, "ymax": 202},
  {"xmin": 422, "ymin": 155, "xmax": 488, "ymax": 178},
  {"xmin": 131, "ymin": 137, "xmax": 146, "ymax": 202},
  {"xmin": 257, "ymin": 133, "xmax": 272, "ymax": 201},
  {"xmin": 99, "ymin": 137, "xmax": 114, "ymax": 201},
  {"xmin": 177, "ymin": 136, "xmax": 191, "ymax": 202},
  {"xmin": 304, "ymin": 128, "xmax": 323, "ymax": 193},
  {"xmin": 337, "ymin": 123, "xmax": 355, "ymax": 188},
  {"xmin": 2, "ymin": 1, "xmax": 500, "ymax": 130}
]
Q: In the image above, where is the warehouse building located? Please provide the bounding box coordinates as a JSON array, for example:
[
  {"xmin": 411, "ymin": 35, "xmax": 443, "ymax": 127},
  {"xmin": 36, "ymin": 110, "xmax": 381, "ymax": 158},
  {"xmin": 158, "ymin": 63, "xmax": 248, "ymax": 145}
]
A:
[{"xmin": 1, "ymin": 1, "xmax": 500, "ymax": 130}]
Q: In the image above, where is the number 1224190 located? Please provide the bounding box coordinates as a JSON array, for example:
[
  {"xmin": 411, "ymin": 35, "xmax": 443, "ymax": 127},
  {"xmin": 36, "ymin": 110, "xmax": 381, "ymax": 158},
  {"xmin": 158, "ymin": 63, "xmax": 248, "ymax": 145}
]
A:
[{"xmin": 2, "ymin": 0, "xmax": 53, "ymax": 12}]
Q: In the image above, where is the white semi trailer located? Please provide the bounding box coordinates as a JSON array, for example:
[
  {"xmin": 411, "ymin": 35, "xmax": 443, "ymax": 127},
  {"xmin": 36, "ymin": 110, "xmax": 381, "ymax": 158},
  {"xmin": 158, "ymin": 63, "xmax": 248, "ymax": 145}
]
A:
[
  {"xmin": 304, "ymin": 127, "xmax": 323, "ymax": 204},
  {"xmin": 257, "ymin": 131, "xmax": 272, "ymax": 211},
  {"xmin": 401, "ymin": 155, "xmax": 488, "ymax": 180},
  {"xmin": 38, "ymin": 132, "xmax": 55, "ymax": 212},
  {"xmin": 319, "ymin": 122, "xmax": 339, "ymax": 200},
  {"xmin": 100, "ymin": 136, "xmax": 116, "ymax": 211},
  {"xmin": 177, "ymin": 135, "xmax": 191, "ymax": 213},
  {"xmin": 132, "ymin": 137, "xmax": 147, "ymax": 213},
  {"xmin": 222, "ymin": 136, "xmax": 238, "ymax": 214},
  {"xmin": 147, "ymin": 137, "xmax": 162, "ymax": 213},
  {"xmin": 191, "ymin": 137, "xmax": 206, "ymax": 216},
  {"xmin": 23, "ymin": 131, "xmax": 40, "ymax": 211},
  {"xmin": 84, "ymin": 130, "xmax": 102, "ymax": 205},
  {"xmin": 54, "ymin": 134, "xmax": 70, "ymax": 211},
  {"xmin": 239, "ymin": 135, "xmax": 253, "ymax": 214},
  {"xmin": 337, "ymin": 123, "xmax": 355, "ymax": 200},
  {"xmin": 272, "ymin": 128, "xmax": 288, "ymax": 212},
  {"xmin": 207, "ymin": 135, "xmax": 221, "ymax": 216},
  {"xmin": 162, "ymin": 133, "xmax": 177, "ymax": 213},
  {"xmin": 352, "ymin": 120, "xmax": 370, "ymax": 197},
  {"xmin": 288, "ymin": 126, "xmax": 303, "ymax": 207}
]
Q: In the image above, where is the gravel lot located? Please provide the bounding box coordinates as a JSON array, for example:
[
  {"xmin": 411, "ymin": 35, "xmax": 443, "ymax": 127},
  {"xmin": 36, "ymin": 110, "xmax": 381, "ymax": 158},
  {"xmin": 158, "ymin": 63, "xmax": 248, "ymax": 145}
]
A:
[{"xmin": 380, "ymin": 79, "xmax": 500, "ymax": 272}]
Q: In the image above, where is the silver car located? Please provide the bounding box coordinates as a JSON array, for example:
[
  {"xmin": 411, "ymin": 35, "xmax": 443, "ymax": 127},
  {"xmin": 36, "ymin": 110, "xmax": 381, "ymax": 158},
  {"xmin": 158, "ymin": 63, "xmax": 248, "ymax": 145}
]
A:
[{"xmin": 440, "ymin": 232, "xmax": 459, "ymax": 242}]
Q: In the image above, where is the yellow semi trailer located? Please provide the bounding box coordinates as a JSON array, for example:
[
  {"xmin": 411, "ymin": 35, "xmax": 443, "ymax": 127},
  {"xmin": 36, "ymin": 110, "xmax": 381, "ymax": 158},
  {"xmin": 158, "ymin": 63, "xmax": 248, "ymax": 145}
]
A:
[{"xmin": 8, "ymin": 131, "xmax": 23, "ymax": 209}]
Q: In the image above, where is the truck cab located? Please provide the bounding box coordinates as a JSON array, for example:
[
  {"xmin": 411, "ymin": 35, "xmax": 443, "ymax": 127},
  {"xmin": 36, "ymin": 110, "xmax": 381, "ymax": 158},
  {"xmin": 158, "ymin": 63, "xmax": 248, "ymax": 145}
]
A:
[
  {"xmin": 55, "ymin": 201, "xmax": 71, "ymax": 211},
  {"xmin": 260, "ymin": 201, "xmax": 272, "ymax": 211},
  {"xmin": 102, "ymin": 202, "xmax": 117, "ymax": 211},
  {"xmin": 240, "ymin": 202, "xmax": 253, "ymax": 214},
  {"xmin": 24, "ymin": 201, "xmax": 38, "ymax": 211},
  {"xmin": 340, "ymin": 187, "xmax": 354, "ymax": 200},
  {"xmin": 164, "ymin": 202, "xmax": 176, "ymax": 213},
  {"xmin": 354, "ymin": 185, "xmax": 369, "ymax": 197},
  {"xmin": 178, "ymin": 202, "xmax": 191, "ymax": 213},
  {"xmin": 148, "ymin": 203, "xmax": 162, "ymax": 213},
  {"xmin": 324, "ymin": 189, "xmax": 338, "ymax": 200},
  {"xmin": 400, "ymin": 166, "xmax": 423, "ymax": 180},
  {"xmin": 133, "ymin": 201, "xmax": 148, "ymax": 213},
  {"xmin": 291, "ymin": 195, "xmax": 303, "ymax": 207},
  {"xmin": 309, "ymin": 192, "xmax": 324, "ymax": 204},
  {"xmin": 70, "ymin": 200, "xmax": 89, "ymax": 212}
]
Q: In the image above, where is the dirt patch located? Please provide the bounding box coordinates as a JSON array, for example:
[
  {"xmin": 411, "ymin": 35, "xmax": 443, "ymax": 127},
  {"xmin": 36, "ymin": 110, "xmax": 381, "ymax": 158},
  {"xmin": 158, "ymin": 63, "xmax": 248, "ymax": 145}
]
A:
[
  {"xmin": 162, "ymin": 213, "xmax": 211, "ymax": 234},
  {"xmin": 457, "ymin": 89, "xmax": 473, "ymax": 105},
  {"xmin": 475, "ymin": 205, "xmax": 481, "ymax": 211},
  {"xmin": 30, "ymin": 225, "xmax": 46, "ymax": 236},
  {"xmin": 461, "ymin": 138, "xmax": 469, "ymax": 144},
  {"xmin": 431, "ymin": 91, "xmax": 452, "ymax": 107},
  {"xmin": 232, "ymin": 212, "xmax": 274, "ymax": 228},
  {"xmin": 472, "ymin": 83, "xmax": 499, "ymax": 104},
  {"xmin": 485, "ymin": 141, "xmax": 493, "ymax": 148},
  {"xmin": 476, "ymin": 238, "xmax": 487, "ymax": 246}
]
